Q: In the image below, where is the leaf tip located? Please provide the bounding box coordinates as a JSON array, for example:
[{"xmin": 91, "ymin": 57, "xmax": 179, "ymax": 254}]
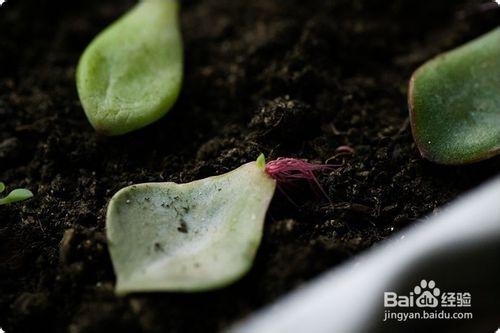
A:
[{"xmin": 256, "ymin": 153, "xmax": 266, "ymax": 170}]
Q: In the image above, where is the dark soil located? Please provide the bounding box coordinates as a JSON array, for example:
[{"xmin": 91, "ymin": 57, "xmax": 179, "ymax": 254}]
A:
[{"xmin": 0, "ymin": 0, "xmax": 499, "ymax": 332}]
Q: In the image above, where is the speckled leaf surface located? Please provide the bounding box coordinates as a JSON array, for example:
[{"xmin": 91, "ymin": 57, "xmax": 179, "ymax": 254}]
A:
[
  {"xmin": 106, "ymin": 162, "xmax": 276, "ymax": 294},
  {"xmin": 76, "ymin": 0, "xmax": 183, "ymax": 136},
  {"xmin": 409, "ymin": 28, "xmax": 500, "ymax": 164}
]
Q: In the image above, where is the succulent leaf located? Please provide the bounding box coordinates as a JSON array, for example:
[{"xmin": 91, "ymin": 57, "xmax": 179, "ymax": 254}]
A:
[
  {"xmin": 409, "ymin": 28, "xmax": 500, "ymax": 164},
  {"xmin": 76, "ymin": 0, "xmax": 183, "ymax": 136},
  {"xmin": 106, "ymin": 161, "xmax": 276, "ymax": 294}
]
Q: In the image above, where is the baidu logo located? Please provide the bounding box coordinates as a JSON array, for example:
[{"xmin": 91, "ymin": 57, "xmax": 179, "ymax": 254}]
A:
[
  {"xmin": 382, "ymin": 279, "xmax": 473, "ymax": 322},
  {"xmin": 413, "ymin": 279, "xmax": 440, "ymax": 308},
  {"xmin": 384, "ymin": 279, "xmax": 471, "ymax": 309}
]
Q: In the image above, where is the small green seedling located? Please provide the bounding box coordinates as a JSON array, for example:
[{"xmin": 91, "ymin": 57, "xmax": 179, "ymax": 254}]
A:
[
  {"xmin": 106, "ymin": 155, "xmax": 332, "ymax": 294},
  {"xmin": 409, "ymin": 28, "xmax": 500, "ymax": 164},
  {"xmin": 0, "ymin": 182, "xmax": 33, "ymax": 206},
  {"xmin": 76, "ymin": 0, "xmax": 183, "ymax": 136}
]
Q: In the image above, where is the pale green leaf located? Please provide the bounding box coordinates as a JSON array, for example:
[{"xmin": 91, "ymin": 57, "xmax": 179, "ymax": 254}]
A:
[
  {"xmin": 106, "ymin": 161, "xmax": 276, "ymax": 294},
  {"xmin": 76, "ymin": 0, "xmax": 183, "ymax": 136},
  {"xmin": 0, "ymin": 188, "xmax": 34, "ymax": 206}
]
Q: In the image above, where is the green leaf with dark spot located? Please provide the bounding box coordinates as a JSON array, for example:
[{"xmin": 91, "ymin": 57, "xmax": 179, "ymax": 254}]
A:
[
  {"xmin": 409, "ymin": 28, "xmax": 500, "ymax": 164},
  {"xmin": 106, "ymin": 161, "xmax": 276, "ymax": 294},
  {"xmin": 76, "ymin": 0, "xmax": 183, "ymax": 136}
]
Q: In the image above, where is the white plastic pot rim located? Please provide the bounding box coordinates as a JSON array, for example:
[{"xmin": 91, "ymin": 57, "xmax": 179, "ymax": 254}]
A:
[{"xmin": 229, "ymin": 175, "xmax": 500, "ymax": 333}]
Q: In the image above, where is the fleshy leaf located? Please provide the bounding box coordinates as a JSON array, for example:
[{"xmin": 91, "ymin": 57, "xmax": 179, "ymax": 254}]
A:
[
  {"xmin": 106, "ymin": 161, "xmax": 276, "ymax": 294},
  {"xmin": 0, "ymin": 188, "xmax": 34, "ymax": 206},
  {"xmin": 76, "ymin": 0, "xmax": 183, "ymax": 136},
  {"xmin": 409, "ymin": 28, "xmax": 500, "ymax": 164},
  {"xmin": 0, "ymin": 182, "xmax": 5, "ymax": 193},
  {"xmin": 256, "ymin": 153, "xmax": 266, "ymax": 169}
]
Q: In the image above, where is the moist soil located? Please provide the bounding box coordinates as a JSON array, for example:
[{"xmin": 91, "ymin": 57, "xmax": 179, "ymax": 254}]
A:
[{"xmin": 0, "ymin": 0, "xmax": 499, "ymax": 332}]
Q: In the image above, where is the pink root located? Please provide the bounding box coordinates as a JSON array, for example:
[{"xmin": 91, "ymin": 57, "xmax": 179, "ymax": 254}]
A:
[
  {"xmin": 265, "ymin": 158, "xmax": 336, "ymax": 201},
  {"xmin": 335, "ymin": 145, "xmax": 355, "ymax": 154}
]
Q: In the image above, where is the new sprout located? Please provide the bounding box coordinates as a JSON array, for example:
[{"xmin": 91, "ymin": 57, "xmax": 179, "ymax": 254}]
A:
[{"xmin": 0, "ymin": 182, "xmax": 33, "ymax": 206}]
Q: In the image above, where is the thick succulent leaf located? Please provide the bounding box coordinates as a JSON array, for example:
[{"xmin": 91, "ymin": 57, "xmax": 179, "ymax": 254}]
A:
[
  {"xmin": 0, "ymin": 188, "xmax": 33, "ymax": 205},
  {"xmin": 76, "ymin": 0, "xmax": 183, "ymax": 136},
  {"xmin": 106, "ymin": 162, "xmax": 276, "ymax": 294},
  {"xmin": 409, "ymin": 28, "xmax": 500, "ymax": 164}
]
